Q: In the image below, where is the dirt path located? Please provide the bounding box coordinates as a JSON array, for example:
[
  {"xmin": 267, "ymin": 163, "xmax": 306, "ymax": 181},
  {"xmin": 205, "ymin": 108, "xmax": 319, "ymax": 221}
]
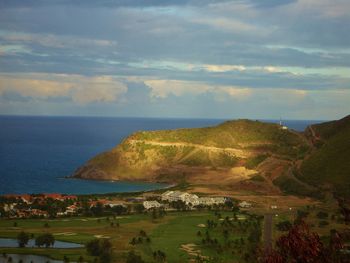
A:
[
  {"xmin": 129, "ymin": 139, "xmax": 252, "ymax": 158},
  {"xmin": 263, "ymin": 214, "xmax": 273, "ymax": 252}
]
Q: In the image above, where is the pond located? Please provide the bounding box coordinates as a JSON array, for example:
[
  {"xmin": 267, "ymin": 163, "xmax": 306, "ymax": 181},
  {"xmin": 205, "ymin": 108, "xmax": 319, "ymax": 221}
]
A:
[
  {"xmin": 0, "ymin": 238, "xmax": 83, "ymax": 248},
  {"xmin": 0, "ymin": 254, "xmax": 63, "ymax": 263}
]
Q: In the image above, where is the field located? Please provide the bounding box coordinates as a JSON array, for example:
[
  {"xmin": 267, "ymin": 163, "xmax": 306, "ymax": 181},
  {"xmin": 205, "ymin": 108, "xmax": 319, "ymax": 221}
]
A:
[{"xmin": 0, "ymin": 211, "xmax": 259, "ymax": 263}]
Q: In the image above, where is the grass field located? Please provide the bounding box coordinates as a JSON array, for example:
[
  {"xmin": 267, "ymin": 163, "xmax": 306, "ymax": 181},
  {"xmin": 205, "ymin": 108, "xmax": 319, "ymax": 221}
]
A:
[{"xmin": 0, "ymin": 211, "xmax": 255, "ymax": 263}]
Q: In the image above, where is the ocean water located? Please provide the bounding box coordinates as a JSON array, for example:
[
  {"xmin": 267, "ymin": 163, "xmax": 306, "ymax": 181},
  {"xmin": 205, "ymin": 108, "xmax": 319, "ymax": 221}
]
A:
[{"xmin": 0, "ymin": 116, "xmax": 322, "ymax": 195}]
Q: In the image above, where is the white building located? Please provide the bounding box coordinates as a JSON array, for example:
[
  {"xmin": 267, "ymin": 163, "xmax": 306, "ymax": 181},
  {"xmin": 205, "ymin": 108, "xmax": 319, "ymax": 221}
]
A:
[
  {"xmin": 161, "ymin": 191, "xmax": 186, "ymax": 202},
  {"xmin": 105, "ymin": 201, "xmax": 126, "ymax": 208},
  {"xmin": 239, "ymin": 201, "xmax": 252, "ymax": 208},
  {"xmin": 161, "ymin": 191, "xmax": 226, "ymax": 207},
  {"xmin": 143, "ymin": 201, "xmax": 162, "ymax": 210}
]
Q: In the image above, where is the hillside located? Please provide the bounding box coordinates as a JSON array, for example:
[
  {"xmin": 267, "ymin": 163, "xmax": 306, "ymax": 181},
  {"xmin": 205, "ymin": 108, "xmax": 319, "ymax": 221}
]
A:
[
  {"xmin": 298, "ymin": 115, "xmax": 350, "ymax": 198},
  {"xmin": 73, "ymin": 119, "xmax": 309, "ymax": 192}
]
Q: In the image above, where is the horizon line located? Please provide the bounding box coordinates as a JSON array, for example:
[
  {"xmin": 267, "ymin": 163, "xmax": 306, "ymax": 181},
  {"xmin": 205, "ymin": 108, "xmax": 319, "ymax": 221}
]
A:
[{"xmin": 0, "ymin": 113, "xmax": 330, "ymax": 122}]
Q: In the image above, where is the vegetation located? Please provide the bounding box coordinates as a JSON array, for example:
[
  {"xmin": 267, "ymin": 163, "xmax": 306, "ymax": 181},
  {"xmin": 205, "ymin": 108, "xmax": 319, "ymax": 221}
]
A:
[
  {"xmin": 133, "ymin": 120, "xmax": 304, "ymax": 150},
  {"xmin": 126, "ymin": 250, "xmax": 145, "ymax": 263},
  {"xmin": 245, "ymin": 154, "xmax": 269, "ymax": 169},
  {"xmin": 16, "ymin": 231, "xmax": 29, "ymax": 248},
  {"xmin": 276, "ymin": 220, "xmax": 292, "ymax": 232},
  {"xmin": 75, "ymin": 119, "xmax": 309, "ymax": 184},
  {"xmin": 86, "ymin": 238, "xmax": 113, "ymax": 263},
  {"xmin": 273, "ymin": 175, "xmax": 322, "ymax": 198},
  {"xmin": 249, "ymin": 174, "xmax": 265, "ymax": 182},
  {"xmin": 0, "ymin": 210, "xmax": 264, "ymax": 263},
  {"xmin": 299, "ymin": 115, "xmax": 350, "ymax": 198},
  {"xmin": 35, "ymin": 233, "xmax": 55, "ymax": 247},
  {"xmin": 261, "ymin": 221, "xmax": 348, "ymax": 263}
]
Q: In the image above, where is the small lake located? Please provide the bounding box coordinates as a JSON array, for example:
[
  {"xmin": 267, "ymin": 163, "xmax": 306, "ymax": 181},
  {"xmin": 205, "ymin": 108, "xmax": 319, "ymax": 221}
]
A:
[
  {"xmin": 0, "ymin": 238, "xmax": 83, "ymax": 248},
  {"xmin": 0, "ymin": 254, "xmax": 63, "ymax": 263}
]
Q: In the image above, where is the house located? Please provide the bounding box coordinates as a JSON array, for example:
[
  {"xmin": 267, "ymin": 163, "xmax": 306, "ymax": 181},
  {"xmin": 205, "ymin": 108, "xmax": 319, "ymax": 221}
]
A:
[
  {"xmin": 62, "ymin": 195, "xmax": 78, "ymax": 201},
  {"xmin": 65, "ymin": 205, "xmax": 79, "ymax": 215},
  {"xmin": 43, "ymin": 193, "xmax": 63, "ymax": 200},
  {"xmin": 30, "ymin": 209, "xmax": 49, "ymax": 217},
  {"xmin": 3, "ymin": 203, "xmax": 16, "ymax": 212},
  {"xmin": 143, "ymin": 201, "xmax": 162, "ymax": 210},
  {"xmin": 89, "ymin": 199, "xmax": 109, "ymax": 208},
  {"xmin": 4, "ymin": 194, "xmax": 32, "ymax": 204},
  {"xmin": 239, "ymin": 201, "xmax": 252, "ymax": 208},
  {"xmin": 19, "ymin": 194, "xmax": 32, "ymax": 204}
]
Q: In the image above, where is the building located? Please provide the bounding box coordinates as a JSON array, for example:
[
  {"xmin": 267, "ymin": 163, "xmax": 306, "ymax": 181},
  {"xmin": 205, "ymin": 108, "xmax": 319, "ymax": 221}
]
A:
[
  {"xmin": 161, "ymin": 191, "xmax": 184, "ymax": 202},
  {"xmin": 239, "ymin": 201, "xmax": 252, "ymax": 208},
  {"xmin": 143, "ymin": 201, "xmax": 162, "ymax": 210},
  {"xmin": 65, "ymin": 205, "xmax": 79, "ymax": 215},
  {"xmin": 105, "ymin": 201, "xmax": 127, "ymax": 208},
  {"xmin": 161, "ymin": 191, "xmax": 226, "ymax": 206}
]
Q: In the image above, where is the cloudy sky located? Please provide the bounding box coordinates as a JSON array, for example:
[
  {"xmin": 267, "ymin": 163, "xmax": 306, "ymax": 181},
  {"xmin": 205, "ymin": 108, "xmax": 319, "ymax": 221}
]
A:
[{"xmin": 0, "ymin": 0, "xmax": 349, "ymax": 120}]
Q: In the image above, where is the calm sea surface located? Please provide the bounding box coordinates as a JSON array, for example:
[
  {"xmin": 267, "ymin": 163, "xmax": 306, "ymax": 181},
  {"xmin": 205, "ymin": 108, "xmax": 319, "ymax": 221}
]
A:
[{"xmin": 0, "ymin": 116, "xmax": 322, "ymax": 195}]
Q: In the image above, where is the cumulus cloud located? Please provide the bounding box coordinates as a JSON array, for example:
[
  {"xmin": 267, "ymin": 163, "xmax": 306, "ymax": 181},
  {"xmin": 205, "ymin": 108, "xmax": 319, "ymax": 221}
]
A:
[
  {"xmin": 144, "ymin": 80, "xmax": 211, "ymax": 98},
  {"xmin": 0, "ymin": 74, "xmax": 127, "ymax": 104},
  {"xmin": 144, "ymin": 79, "xmax": 253, "ymax": 100},
  {"xmin": 0, "ymin": 0, "xmax": 349, "ymax": 119}
]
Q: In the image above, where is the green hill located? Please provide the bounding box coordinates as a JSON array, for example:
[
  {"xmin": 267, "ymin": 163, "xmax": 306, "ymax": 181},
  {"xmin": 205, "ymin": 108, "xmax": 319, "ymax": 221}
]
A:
[
  {"xmin": 73, "ymin": 119, "xmax": 308, "ymax": 185},
  {"xmin": 298, "ymin": 115, "xmax": 350, "ymax": 198}
]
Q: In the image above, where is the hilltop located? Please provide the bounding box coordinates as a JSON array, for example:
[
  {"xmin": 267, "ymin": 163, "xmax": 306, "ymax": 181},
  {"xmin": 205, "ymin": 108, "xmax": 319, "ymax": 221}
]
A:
[
  {"xmin": 297, "ymin": 115, "xmax": 350, "ymax": 198},
  {"xmin": 73, "ymin": 119, "xmax": 310, "ymax": 194}
]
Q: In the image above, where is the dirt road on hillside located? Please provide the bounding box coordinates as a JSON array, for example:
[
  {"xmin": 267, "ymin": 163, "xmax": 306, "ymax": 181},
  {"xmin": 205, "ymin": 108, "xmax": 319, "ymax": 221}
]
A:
[{"xmin": 129, "ymin": 139, "xmax": 252, "ymax": 158}]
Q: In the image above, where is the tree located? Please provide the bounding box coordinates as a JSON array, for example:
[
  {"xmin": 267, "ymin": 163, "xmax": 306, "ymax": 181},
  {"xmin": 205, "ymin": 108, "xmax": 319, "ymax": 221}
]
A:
[
  {"xmin": 17, "ymin": 231, "xmax": 30, "ymax": 248},
  {"xmin": 260, "ymin": 220, "xmax": 328, "ymax": 263},
  {"xmin": 317, "ymin": 211, "xmax": 329, "ymax": 219},
  {"xmin": 276, "ymin": 220, "xmax": 292, "ymax": 231},
  {"xmin": 153, "ymin": 250, "xmax": 166, "ymax": 263},
  {"xmin": 126, "ymin": 251, "xmax": 144, "ymax": 263},
  {"xmin": 35, "ymin": 233, "xmax": 55, "ymax": 248},
  {"xmin": 135, "ymin": 204, "xmax": 144, "ymax": 214},
  {"xmin": 86, "ymin": 239, "xmax": 101, "ymax": 256},
  {"xmin": 91, "ymin": 202, "xmax": 104, "ymax": 216},
  {"xmin": 86, "ymin": 238, "xmax": 113, "ymax": 263}
]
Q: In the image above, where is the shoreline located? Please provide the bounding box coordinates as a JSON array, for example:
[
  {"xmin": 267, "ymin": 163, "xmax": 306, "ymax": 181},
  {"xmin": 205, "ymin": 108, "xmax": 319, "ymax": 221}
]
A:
[{"xmin": 0, "ymin": 180, "xmax": 177, "ymax": 197}]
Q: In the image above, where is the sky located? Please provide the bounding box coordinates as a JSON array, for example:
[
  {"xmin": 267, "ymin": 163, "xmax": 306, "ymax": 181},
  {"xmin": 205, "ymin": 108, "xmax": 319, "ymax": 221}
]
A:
[{"xmin": 0, "ymin": 0, "xmax": 349, "ymax": 120}]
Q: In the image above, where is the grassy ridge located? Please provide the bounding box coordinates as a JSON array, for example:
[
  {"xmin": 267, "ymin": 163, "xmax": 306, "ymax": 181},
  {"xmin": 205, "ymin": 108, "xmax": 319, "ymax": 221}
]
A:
[
  {"xmin": 133, "ymin": 119, "xmax": 304, "ymax": 150},
  {"xmin": 298, "ymin": 115, "xmax": 350, "ymax": 198},
  {"xmin": 75, "ymin": 119, "xmax": 309, "ymax": 182}
]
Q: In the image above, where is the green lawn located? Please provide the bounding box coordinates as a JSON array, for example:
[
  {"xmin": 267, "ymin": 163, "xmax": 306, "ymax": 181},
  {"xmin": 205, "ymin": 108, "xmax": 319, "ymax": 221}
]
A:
[{"xmin": 0, "ymin": 211, "xmax": 256, "ymax": 263}]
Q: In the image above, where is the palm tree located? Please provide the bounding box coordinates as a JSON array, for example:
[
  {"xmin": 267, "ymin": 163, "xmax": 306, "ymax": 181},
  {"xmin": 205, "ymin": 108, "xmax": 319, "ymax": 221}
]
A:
[{"xmin": 17, "ymin": 231, "xmax": 29, "ymax": 247}]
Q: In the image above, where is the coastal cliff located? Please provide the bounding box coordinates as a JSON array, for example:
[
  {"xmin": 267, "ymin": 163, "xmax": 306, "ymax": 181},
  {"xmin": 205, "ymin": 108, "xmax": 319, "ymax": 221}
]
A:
[{"xmin": 73, "ymin": 119, "xmax": 310, "ymax": 192}]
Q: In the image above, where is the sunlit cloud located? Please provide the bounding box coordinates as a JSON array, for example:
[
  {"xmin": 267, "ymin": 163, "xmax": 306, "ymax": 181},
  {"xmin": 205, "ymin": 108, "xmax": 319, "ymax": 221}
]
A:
[
  {"xmin": 0, "ymin": 74, "xmax": 127, "ymax": 104},
  {"xmin": 0, "ymin": 0, "xmax": 349, "ymax": 119}
]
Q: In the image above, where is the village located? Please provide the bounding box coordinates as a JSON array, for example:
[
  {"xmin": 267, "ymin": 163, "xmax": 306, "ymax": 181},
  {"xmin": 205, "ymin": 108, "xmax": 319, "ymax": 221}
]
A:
[{"xmin": 0, "ymin": 191, "xmax": 253, "ymax": 219}]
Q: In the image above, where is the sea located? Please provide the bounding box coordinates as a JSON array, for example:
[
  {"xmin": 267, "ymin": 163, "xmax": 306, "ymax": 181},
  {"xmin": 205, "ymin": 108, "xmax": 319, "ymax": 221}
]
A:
[{"xmin": 0, "ymin": 116, "xmax": 323, "ymax": 195}]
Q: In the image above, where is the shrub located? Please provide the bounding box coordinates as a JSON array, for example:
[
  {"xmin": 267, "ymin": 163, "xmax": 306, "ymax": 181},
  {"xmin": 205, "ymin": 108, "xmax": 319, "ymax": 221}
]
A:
[
  {"xmin": 318, "ymin": 220, "xmax": 329, "ymax": 227},
  {"xmin": 276, "ymin": 220, "xmax": 292, "ymax": 231},
  {"xmin": 126, "ymin": 251, "xmax": 144, "ymax": 263},
  {"xmin": 316, "ymin": 211, "xmax": 328, "ymax": 219}
]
